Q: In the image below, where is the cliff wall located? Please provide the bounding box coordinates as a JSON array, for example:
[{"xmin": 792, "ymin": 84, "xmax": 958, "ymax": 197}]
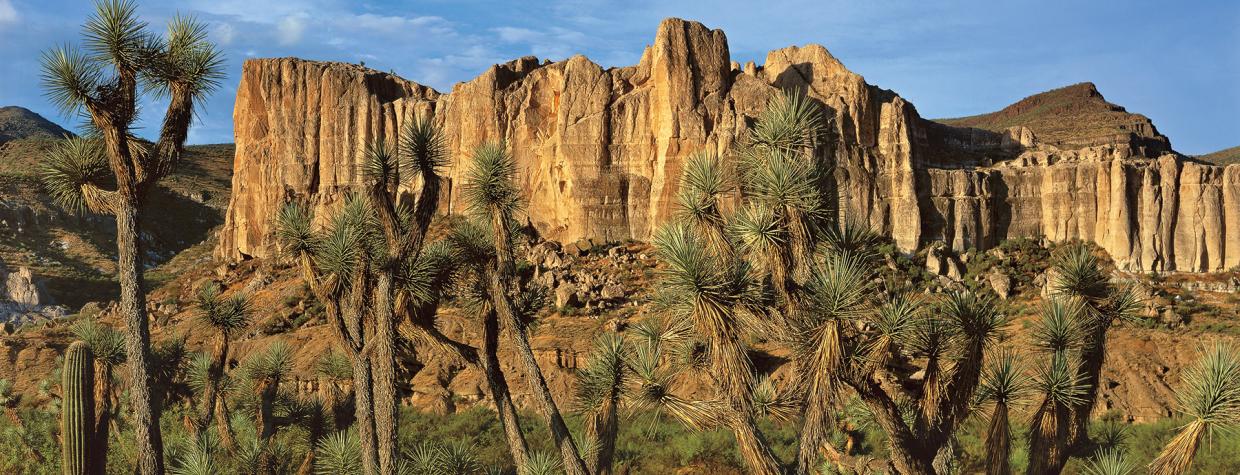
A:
[{"xmin": 216, "ymin": 18, "xmax": 1239, "ymax": 272}]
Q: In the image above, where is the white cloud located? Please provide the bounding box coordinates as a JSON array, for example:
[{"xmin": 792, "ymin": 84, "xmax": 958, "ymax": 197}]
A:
[
  {"xmin": 0, "ymin": 0, "xmax": 18, "ymax": 24},
  {"xmin": 277, "ymin": 14, "xmax": 308, "ymax": 45},
  {"xmin": 212, "ymin": 22, "xmax": 236, "ymax": 45}
]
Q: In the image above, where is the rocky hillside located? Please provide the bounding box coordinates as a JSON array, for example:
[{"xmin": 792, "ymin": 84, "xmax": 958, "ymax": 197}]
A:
[
  {"xmin": 0, "ymin": 108, "xmax": 234, "ymax": 317},
  {"xmin": 935, "ymin": 82, "xmax": 1171, "ymax": 154},
  {"xmin": 1199, "ymin": 145, "xmax": 1240, "ymax": 166},
  {"xmin": 216, "ymin": 18, "xmax": 1240, "ymax": 273},
  {"xmin": 0, "ymin": 106, "xmax": 73, "ymax": 143}
]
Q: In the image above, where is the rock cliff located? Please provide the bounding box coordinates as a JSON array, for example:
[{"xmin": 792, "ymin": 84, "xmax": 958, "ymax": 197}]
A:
[{"xmin": 216, "ymin": 18, "xmax": 1240, "ymax": 272}]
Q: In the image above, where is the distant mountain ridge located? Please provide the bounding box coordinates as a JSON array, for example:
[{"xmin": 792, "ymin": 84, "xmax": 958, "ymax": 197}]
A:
[
  {"xmin": 1199, "ymin": 145, "xmax": 1240, "ymax": 166},
  {"xmin": 0, "ymin": 106, "xmax": 74, "ymax": 143},
  {"xmin": 935, "ymin": 82, "xmax": 1172, "ymax": 155}
]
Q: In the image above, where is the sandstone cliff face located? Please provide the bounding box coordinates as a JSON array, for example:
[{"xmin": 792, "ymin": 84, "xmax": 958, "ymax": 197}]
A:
[{"xmin": 217, "ymin": 18, "xmax": 1240, "ymax": 272}]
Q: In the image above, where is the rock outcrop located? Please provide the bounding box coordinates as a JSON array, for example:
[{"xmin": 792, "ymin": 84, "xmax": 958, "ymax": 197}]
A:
[{"xmin": 216, "ymin": 18, "xmax": 1240, "ymax": 272}]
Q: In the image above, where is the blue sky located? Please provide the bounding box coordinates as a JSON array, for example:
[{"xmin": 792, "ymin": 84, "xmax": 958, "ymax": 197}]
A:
[{"xmin": 0, "ymin": 0, "xmax": 1236, "ymax": 154}]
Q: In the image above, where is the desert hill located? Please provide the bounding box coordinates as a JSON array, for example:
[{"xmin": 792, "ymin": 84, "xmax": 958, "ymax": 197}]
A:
[
  {"xmin": 0, "ymin": 106, "xmax": 73, "ymax": 143},
  {"xmin": 0, "ymin": 109, "xmax": 233, "ymax": 312},
  {"xmin": 1199, "ymin": 145, "xmax": 1240, "ymax": 166}
]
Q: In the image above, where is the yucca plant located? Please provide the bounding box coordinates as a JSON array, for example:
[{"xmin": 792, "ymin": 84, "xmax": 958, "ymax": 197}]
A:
[
  {"xmin": 1046, "ymin": 243, "xmax": 1142, "ymax": 450},
  {"xmin": 237, "ymin": 341, "xmax": 292, "ymax": 474},
  {"xmin": 462, "ymin": 141, "xmax": 589, "ymax": 475},
  {"xmin": 38, "ymin": 2, "xmax": 225, "ymax": 471},
  {"xmin": 1149, "ymin": 342, "xmax": 1240, "ymax": 475},
  {"xmin": 1026, "ymin": 353, "xmax": 1086, "ymax": 475},
  {"xmin": 976, "ymin": 350, "xmax": 1030, "ymax": 475},
  {"xmin": 1082, "ymin": 448, "xmax": 1135, "ymax": 475},
  {"xmin": 314, "ymin": 430, "xmax": 362, "ymax": 475},
  {"xmin": 191, "ymin": 283, "xmax": 251, "ymax": 446},
  {"xmin": 573, "ymin": 332, "xmax": 630, "ymax": 475}
]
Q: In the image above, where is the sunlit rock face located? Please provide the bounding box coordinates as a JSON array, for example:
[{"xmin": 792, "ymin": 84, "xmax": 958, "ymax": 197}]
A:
[{"xmin": 216, "ymin": 18, "xmax": 1239, "ymax": 272}]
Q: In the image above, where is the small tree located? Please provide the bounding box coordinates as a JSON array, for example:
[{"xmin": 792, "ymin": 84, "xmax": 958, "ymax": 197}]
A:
[
  {"xmin": 461, "ymin": 142, "xmax": 590, "ymax": 474},
  {"xmin": 39, "ymin": 2, "xmax": 225, "ymax": 472},
  {"xmin": 190, "ymin": 284, "xmax": 251, "ymax": 445},
  {"xmin": 72, "ymin": 319, "xmax": 127, "ymax": 473}
]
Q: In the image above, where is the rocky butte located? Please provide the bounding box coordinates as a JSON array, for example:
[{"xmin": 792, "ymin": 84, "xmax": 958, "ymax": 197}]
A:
[{"xmin": 217, "ymin": 17, "xmax": 1240, "ymax": 272}]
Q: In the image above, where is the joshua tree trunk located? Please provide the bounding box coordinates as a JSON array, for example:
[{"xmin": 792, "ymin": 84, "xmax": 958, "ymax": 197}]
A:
[
  {"xmin": 853, "ymin": 377, "xmax": 936, "ymax": 475},
  {"xmin": 115, "ymin": 200, "xmax": 165, "ymax": 475},
  {"xmin": 984, "ymin": 402, "xmax": 1012, "ymax": 475},
  {"xmin": 197, "ymin": 333, "xmax": 230, "ymax": 438},
  {"xmin": 1069, "ymin": 321, "xmax": 1110, "ymax": 448},
  {"xmin": 371, "ymin": 276, "xmax": 399, "ymax": 475},
  {"xmin": 1026, "ymin": 400, "xmax": 1071, "ymax": 475},
  {"xmin": 351, "ymin": 356, "xmax": 380, "ymax": 475},
  {"xmin": 255, "ymin": 376, "xmax": 280, "ymax": 475},
  {"xmin": 91, "ymin": 363, "xmax": 114, "ymax": 475},
  {"xmin": 214, "ymin": 397, "xmax": 236, "ymax": 452},
  {"xmin": 487, "ymin": 271, "xmax": 589, "ymax": 475},
  {"xmin": 480, "ymin": 308, "xmax": 532, "ymax": 471},
  {"xmin": 585, "ymin": 388, "xmax": 620, "ymax": 475},
  {"xmin": 485, "ymin": 208, "xmax": 589, "ymax": 475}
]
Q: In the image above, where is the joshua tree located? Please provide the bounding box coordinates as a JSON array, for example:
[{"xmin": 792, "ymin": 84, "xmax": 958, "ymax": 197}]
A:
[
  {"xmin": 237, "ymin": 341, "xmax": 293, "ymax": 474},
  {"xmin": 39, "ymin": 1, "xmax": 224, "ymax": 471},
  {"xmin": 72, "ymin": 319, "xmax": 127, "ymax": 473},
  {"xmin": 461, "ymin": 141, "xmax": 589, "ymax": 474},
  {"xmin": 573, "ymin": 332, "xmax": 630, "ymax": 475},
  {"xmin": 399, "ymin": 220, "xmax": 535, "ymax": 471},
  {"xmin": 276, "ymin": 115, "xmax": 444, "ymax": 474},
  {"xmin": 1149, "ymin": 342, "xmax": 1240, "ymax": 475},
  {"xmin": 190, "ymin": 284, "xmax": 251, "ymax": 443}
]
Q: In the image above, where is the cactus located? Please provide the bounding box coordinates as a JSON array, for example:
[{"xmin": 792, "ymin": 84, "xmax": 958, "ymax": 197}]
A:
[{"xmin": 61, "ymin": 341, "xmax": 95, "ymax": 475}]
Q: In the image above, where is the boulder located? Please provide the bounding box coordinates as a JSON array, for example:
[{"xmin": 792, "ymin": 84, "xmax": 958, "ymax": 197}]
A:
[
  {"xmin": 988, "ymin": 271, "xmax": 1012, "ymax": 299},
  {"xmin": 555, "ymin": 282, "xmax": 580, "ymax": 309}
]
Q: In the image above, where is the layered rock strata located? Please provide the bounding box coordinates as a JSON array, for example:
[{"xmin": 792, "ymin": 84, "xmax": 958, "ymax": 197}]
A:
[{"xmin": 216, "ymin": 17, "xmax": 1239, "ymax": 272}]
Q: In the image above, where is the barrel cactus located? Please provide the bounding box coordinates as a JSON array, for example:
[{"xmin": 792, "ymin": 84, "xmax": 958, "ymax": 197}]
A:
[{"xmin": 61, "ymin": 341, "xmax": 95, "ymax": 475}]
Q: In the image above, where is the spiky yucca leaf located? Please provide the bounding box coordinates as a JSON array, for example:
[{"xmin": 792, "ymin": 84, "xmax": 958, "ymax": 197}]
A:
[
  {"xmin": 362, "ymin": 140, "xmax": 399, "ymax": 186},
  {"xmin": 524, "ymin": 450, "xmax": 562, "ymax": 475},
  {"xmin": 865, "ymin": 294, "xmax": 921, "ymax": 367},
  {"xmin": 83, "ymin": 0, "xmax": 148, "ymax": 69},
  {"xmin": 675, "ymin": 150, "xmax": 731, "ymax": 224},
  {"xmin": 750, "ymin": 90, "xmax": 825, "ymax": 153},
  {"xmin": 39, "ymin": 137, "xmax": 109, "ymax": 214},
  {"xmin": 752, "ymin": 374, "xmax": 797, "ymax": 423},
  {"xmin": 941, "ymin": 290, "xmax": 1005, "ymax": 350},
  {"xmin": 1033, "ymin": 353, "xmax": 1086, "ymax": 406},
  {"xmin": 1150, "ymin": 342, "xmax": 1240, "ymax": 475},
  {"xmin": 574, "ymin": 333, "xmax": 628, "ymax": 414},
  {"xmin": 1031, "ymin": 297, "xmax": 1085, "ymax": 354},
  {"xmin": 168, "ymin": 437, "xmax": 217, "ymax": 475},
  {"xmin": 145, "ymin": 14, "xmax": 225, "ymax": 101},
  {"xmin": 243, "ymin": 341, "xmax": 293, "ymax": 382},
  {"xmin": 728, "ymin": 203, "xmax": 785, "ymax": 260},
  {"xmin": 739, "ymin": 147, "xmax": 823, "ymax": 219},
  {"xmin": 978, "ymin": 350, "xmax": 1030, "ymax": 406},
  {"xmin": 314, "ymin": 430, "xmax": 362, "ymax": 475},
  {"xmin": 462, "ymin": 141, "xmax": 521, "ymax": 216},
  {"xmin": 40, "ymin": 46, "xmax": 102, "ymax": 116},
  {"xmin": 437, "ymin": 442, "xmax": 482, "ymax": 474},
  {"xmin": 819, "ymin": 219, "xmax": 884, "ymax": 259},
  {"xmin": 1050, "ymin": 243, "xmax": 1110, "ymax": 304},
  {"xmin": 195, "ymin": 283, "xmax": 251, "ymax": 335},
  {"xmin": 72, "ymin": 318, "xmax": 126, "ymax": 366},
  {"xmin": 275, "ymin": 202, "xmax": 315, "ymax": 256},
  {"xmin": 1082, "ymin": 448, "xmax": 1135, "ymax": 475},
  {"xmin": 315, "ymin": 350, "xmax": 353, "ymax": 381},
  {"xmin": 401, "ymin": 114, "xmax": 448, "ymax": 176}
]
